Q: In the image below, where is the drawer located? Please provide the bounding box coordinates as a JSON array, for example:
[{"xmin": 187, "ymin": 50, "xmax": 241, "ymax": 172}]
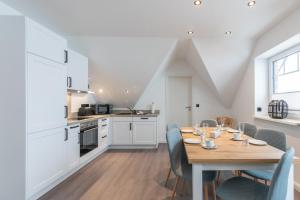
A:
[
  {"xmin": 133, "ymin": 117, "xmax": 156, "ymax": 122},
  {"xmin": 113, "ymin": 117, "xmax": 132, "ymax": 122}
]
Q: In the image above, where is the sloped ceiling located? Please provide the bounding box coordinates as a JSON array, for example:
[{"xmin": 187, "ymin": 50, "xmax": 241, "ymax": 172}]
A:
[
  {"xmin": 68, "ymin": 37, "xmax": 177, "ymax": 107},
  {"xmin": 2, "ymin": 0, "xmax": 300, "ymax": 108}
]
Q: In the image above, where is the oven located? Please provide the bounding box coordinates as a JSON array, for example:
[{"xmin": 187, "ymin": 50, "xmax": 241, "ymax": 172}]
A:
[{"xmin": 80, "ymin": 120, "xmax": 98, "ymax": 157}]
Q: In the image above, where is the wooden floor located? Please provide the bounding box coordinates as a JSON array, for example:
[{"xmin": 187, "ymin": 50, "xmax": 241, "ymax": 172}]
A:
[{"xmin": 40, "ymin": 144, "xmax": 300, "ymax": 200}]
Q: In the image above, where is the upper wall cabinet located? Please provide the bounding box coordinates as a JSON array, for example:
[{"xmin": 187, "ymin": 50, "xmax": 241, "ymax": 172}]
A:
[
  {"xmin": 67, "ymin": 50, "xmax": 89, "ymax": 92},
  {"xmin": 26, "ymin": 19, "xmax": 67, "ymax": 64}
]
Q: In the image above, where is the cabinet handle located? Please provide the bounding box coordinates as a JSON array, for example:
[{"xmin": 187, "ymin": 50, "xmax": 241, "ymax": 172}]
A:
[
  {"xmin": 102, "ymin": 119, "xmax": 107, "ymax": 121},
  {"xmin": 141, "ymin": 117, "xmax": 149, "ymax": 120},
  {"xmin": 64, "ymin": 50, "xmax": 68, "ymax": 63},
  {"xmin": 70, "ymin": 125, "xmax": 79, "ymax": 129},
  {"xmin": 67, "ymin": 77, "xmax": 72, "ymax": 88},
  {"xmin": 78, "ymin": 133, "xmax": 80, "ymax": 144},
  {"xmin": 64, "ymin": 128, "xmax": 69, "ymax": 141},
  {"xmin": 102, "ymin": 135, "xmax": 107, "ymax": 139},
  {"xmin": 129, "ymin": 122, "xmax": 132, "ymax": 131},
  {"xmin": 64, "ymin": 106, "xmax": 68, "ymax": 118},
  {"xmin": 69, "ymin": 77, "xmax": 72, "ymax": 88},
  {"xmin": 102, "ymin": 124, "xmax": 107, "ymax": 127}
]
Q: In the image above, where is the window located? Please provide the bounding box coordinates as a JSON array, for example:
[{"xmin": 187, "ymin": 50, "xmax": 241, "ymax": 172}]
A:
[{"xmin": 271, "ymin": 46, "xmax": 300, "ymax": 94}]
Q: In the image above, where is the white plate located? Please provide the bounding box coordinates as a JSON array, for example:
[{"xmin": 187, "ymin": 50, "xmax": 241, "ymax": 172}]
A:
[
  {"xmin": 201, "ymin": 144, "xmax": 218, "ymax": 150},
  {"xmin": 249, "ymin": 139, "xmax": 267, "ymax": 146},
  {"xmin": 184, "ymin": 138, "xmax": 201, "ymax": 144},
  {"xmin": 230, "ymin": 137, "xmax": 244, "ymax": 141},
  {"xmin": 181, "ymin": 128, "xmax": 194, "ymax": 133},
  {"xmin": 227, "ymin": 128, "xmax": 240, "ymax": 133}
]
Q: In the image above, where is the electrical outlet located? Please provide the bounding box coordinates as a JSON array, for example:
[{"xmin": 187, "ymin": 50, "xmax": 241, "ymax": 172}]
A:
[{"xmin": 257, "ymin": 107, "xmax": 262, "ymax": 112}]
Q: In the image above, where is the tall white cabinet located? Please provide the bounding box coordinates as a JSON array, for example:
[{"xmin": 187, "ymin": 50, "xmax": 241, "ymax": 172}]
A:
[{"xmin": 0, "ymin": 16, "xmax": 68, "ymax": 200}]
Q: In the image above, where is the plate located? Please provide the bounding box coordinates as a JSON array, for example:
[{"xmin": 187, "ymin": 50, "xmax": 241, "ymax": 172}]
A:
[
  {"xmin": 181, "ymin": 128, "xmax": 194, "ymax": 133},
  {"xmin": 230, "ymin": 137, "xmax": 244, "ymax": 141},
  {"xmin": 183, "ymin": 138, "xmax": 201, "ymax": 144},
  {"xmin": 227, "ymin": 128, "xmax": 240, "ymax": 133},
  {"xmin": 201, "ymin": 144, "xmax": 218, "ymax": 150},
  {"xmin": 249, "ymin": 139, "xmax": 267, "ymax": 146}
]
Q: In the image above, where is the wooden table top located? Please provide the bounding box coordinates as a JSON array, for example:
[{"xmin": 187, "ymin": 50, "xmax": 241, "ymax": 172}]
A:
[{"xmin": 181, "ymin": 127, "xmax": 286, "ymax": 164}]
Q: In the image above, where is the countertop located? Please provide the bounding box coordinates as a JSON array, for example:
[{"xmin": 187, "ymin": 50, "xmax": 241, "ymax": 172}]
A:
[{"xmin": 67, "ymin": 113, "xmax": 159, "ymax": 126}]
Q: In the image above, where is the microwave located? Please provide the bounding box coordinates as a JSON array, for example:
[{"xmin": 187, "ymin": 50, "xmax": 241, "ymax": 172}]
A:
[{"xmin": 94, "ymin": 104, "xmax": 113, "ymax": 115}]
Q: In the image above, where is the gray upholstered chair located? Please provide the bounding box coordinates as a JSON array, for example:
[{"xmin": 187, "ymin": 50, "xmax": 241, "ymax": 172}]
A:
[
  {"xmin": 217, "ymin": 148, "xmax": 294, "ymax": 200},
  {"xmin": 200, "ymin": 119, "xmax": 218, "ymax": 127},
  {"xmin": 242, "ymin": 129, "xmax": 287, "ymax": 182},
  {"xmin": 240, "ymin": 122, "xmax": 257, "ymax": 138},
  {"xmin": 166, "ymin": 123, "xmax": 179, "ymax": 131},
  {"xmin": 166, "ymin": 128, "xmax": 217, "ymax": 200}
]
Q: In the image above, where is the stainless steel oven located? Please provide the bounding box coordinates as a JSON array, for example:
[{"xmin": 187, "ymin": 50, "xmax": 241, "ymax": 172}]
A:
[{"xmin": 80, "ymin": 120, "xmax": 98, "ymax": 157}]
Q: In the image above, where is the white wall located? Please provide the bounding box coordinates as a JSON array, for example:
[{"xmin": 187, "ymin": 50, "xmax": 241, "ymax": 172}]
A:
[
  {"xmin": 232, "ymin": 7, "xmax": 300, "ymax": 189},
  {"xmin": 69, "ymin": 93, "xmax": 97, "ymax": 113},
  {"xmin": 135, "ymin": 60, "xmax": 232, "ymax": 142},
  {"xmin": 0, "ymin": 2, "xmax": 21, "ymax": 15}
]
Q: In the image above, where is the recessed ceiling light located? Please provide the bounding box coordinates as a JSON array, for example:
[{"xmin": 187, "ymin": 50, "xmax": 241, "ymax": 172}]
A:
[
  {"xmin": 194, "ymin": 0, "xmax": 202, "ymax": 6},
  {"xmin": 247, "ymin": 1, "xmax": 256, "ymax": 7},
  {"xmin": 98, "ymin": 89, "xmax": 103, "ymax": 93},
  {"xmin": 124, "ymin": 89, "xmax": 129, "ymax": 94},
  {"xmin": 187, "ymin": 31, "xmax": 194, "ymax": 35},
  {"xmin": 225, "ymin": 31, "xmax": 232, "ymax": 35}
]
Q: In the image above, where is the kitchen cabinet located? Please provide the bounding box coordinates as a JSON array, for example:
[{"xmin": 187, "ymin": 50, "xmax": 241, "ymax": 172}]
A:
[
  {"xmin": 67, "ymin": 49, "xmax": 89, "ymax": 92},
  {"xmin": 112, "ymin": 116, "xmax": 157, "ymax": 147},
  {"xmin": 27, "ymin": 127, "xmax": 67, "ymax": 197},
  {"xmin": 112, "ymin": 117, "xmax": 132, "ymax": 145},
  {"xmin": 67, "ymin": 124, "xmax": 80, "ymax": 171},
  {"xmin": 26, "ymin": 18, "xmax": 67, "ymax": 64},
  {"xmin": 98, "ymin": 118, "xmax": 111, "ymax": 149},
  {"xmin": 27, "ymin": 53, "xmax": 67, "ymax": 133}
]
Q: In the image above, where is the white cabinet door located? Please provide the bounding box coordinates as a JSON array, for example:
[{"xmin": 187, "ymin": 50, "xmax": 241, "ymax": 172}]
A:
[
  {"xmin": 67, "ymin": 125, "xmax": 80, "ymax": 170},
  {"xmin": 132, "ymin": 122, "xmax": 157, "ymax": 145},
  {"xmin": 112, "ymin": 121, "xmax": 132, "ymax": 145},
  {"xmin": 26, "ymin": 18, "xmax": 67, "ymax": 64},
  {"xmin": 67, "ymin": 50, "xmax": 88, "ymax": 92},
  {"xmin": 27, "ymin": 127, "xmax": 67, "ymax": 196},
  {"xmin": 27, "ymin": 54, "xmax": 67, "ymax": 133}
]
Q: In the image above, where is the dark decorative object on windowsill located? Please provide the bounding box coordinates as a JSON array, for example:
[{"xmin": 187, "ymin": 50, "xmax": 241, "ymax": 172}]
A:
[{"xmin": 268, "ymin": 100, "xmax": 288, "ymax": 119}]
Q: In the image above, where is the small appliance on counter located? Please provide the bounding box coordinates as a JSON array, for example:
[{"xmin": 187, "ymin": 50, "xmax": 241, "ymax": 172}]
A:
[
  {"xmin": 78, "ymin": 104, "xmax": 95, "ymax": 116},
  {"xmin": 91, "ymin": 104, "xmax": 113, "ymax": 115}
]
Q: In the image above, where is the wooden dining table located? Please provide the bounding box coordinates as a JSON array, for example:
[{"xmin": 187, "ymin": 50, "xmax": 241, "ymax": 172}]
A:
[{"xmin": 181, "ymin": 127, "xmax": 294, "ymax": 200}]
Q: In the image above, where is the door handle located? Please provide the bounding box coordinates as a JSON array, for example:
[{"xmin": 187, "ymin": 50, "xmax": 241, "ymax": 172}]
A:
[
  {"xmin": 185, "ymin": 106, "xmax": 192, "ymax": 111},
  {"xmin": 64, "ymin": 50, "xmax": 68, "ymax": 63},
  {"xmin": 64, "ymin": 128, "xmax": 69, "ymax": 141}
]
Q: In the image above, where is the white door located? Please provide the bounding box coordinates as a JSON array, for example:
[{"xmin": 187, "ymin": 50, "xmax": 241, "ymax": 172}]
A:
[
  {"xmin": 27, "ymin": 127, "xmax": 67, "ymax": 196},
  {"xmin": 112, "ymin": 121, "xmax": 132, "ymax": 145},
  {"xmin": 67, "ymin": 50, "xmax": 89, "ymax": 92},
  {"xmin": 132, "ymin": 122, "xmax": 156, "ymax": 145},
  {"xmin": 27, "ymin": 53, "xmax": 67, "ymax": 133},
  {"xmin": 167, "ymin": 76, "xmax": 192, "ymax": 127}
]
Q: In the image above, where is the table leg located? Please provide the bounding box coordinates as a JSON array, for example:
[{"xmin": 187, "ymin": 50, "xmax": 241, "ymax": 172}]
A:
[
  {"xmin": 193, "ymin": 164, "xmax": 203, "ymax": 200},
  {"xmin": 286, "ymin": 164, "xmax": 294, "ymax": 200}
]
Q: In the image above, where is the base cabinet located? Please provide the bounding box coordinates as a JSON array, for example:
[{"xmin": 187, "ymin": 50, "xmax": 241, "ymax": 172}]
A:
[
  {"xmin": 112, "ymin": 121, "xmax": 132, "ymax": 145},
  {"xmin": 132, "ymin": 122, "xmax": 157, "ymax": 145},
  {"xmin": 66, "ymin": 124, "xmax": 80, "ymax": 171},
  {"xmin": 27, "ymin": 127, "xmax": 67, "ymax": 197}
]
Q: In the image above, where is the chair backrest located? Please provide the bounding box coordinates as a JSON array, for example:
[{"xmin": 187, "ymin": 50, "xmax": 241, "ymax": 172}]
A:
[
  {"xmin": 216, "ymin": 116, "xmax": 235, "ymax": 128},
  {"xmin": 166, "ymin": 128, "xmax": 185, "ymax": 177},
  {"xmin": 200, "ymin": 119, "xmax": 217, "ymax": 127},
  {"xmin": 255, "ymin": 129, "xmax": 286, "ymax": 151},
  {"xmin": 267, "ymin": 148, "xmax": 295, "ymax": 200},
  {"xmin": 167, "ymin": 123, "xmax": 179, "ymax": 131},
  {"xmin": 240, "ymin": 122, "xmax": 257, "ymax": 138}
]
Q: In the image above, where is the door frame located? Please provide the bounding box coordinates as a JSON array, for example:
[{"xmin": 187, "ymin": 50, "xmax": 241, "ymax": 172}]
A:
[{"xmin": 165, "ymin": 75, "xmax": 192, "ymax": 127}]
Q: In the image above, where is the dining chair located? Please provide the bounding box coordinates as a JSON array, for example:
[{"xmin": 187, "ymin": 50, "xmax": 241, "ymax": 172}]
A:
[
  {"xmin": 166, "ymin": 128, "xmax": 217, "ymax": 200},
  {"xmin": 216, "ymin": 147, "xmax": 294, "ymax": 200},
  {"xmin": 167, "ymin": 123, "xmax": 179, "ymax": 131},
  {"xmin": 240, "ymin": 122, "xmax": 257, "ymax": 138},
  {"xmin": 200, "ymin": 119, "xmax": 218, "ymax": 127},
  {"xmin": 216, "ymin": 116, "xmax": 235, "ymax": 128},
  {"xmin": 241, "ymin": 129, "xmax": 287, "ymax": 182}
]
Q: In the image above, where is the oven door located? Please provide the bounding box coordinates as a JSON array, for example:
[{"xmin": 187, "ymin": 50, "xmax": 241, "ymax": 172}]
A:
[{"xmin": 80, "ymin": 127, "xmax": 98, "ymax": 157}]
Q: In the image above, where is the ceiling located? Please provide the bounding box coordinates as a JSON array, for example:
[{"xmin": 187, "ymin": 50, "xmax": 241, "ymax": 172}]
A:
[{"xmin": 2, "ymin": 0, "xmax": 300, "ymax": 108}]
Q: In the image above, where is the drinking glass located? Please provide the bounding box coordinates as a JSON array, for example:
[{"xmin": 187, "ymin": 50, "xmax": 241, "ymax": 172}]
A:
[{"xmin": 239, "ymin": 123, "xmax": 245, "ymax": 136}]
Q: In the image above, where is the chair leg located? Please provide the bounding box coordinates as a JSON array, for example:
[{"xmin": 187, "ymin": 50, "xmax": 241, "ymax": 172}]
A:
[
  {"xmin": 212, "ymin": 182, "xmax": 217, "ymax": 200},
  {"xmin": 216, "ymin": 171, "xmax": 221, "ymax": 185},
  {"xmin": 264, "ymin": 180, "xmax": 268, "ymax": 185},
  {"xmin": 204, "ymin": 184, "xmax": 209, "ymax": 200},
  {"xmin": 171, "ymin": 176, "xmax": 180, "ymax": 200},
  {"xmin": 165, "ymin": 167, "xmax": 172, "ymax": 187}
]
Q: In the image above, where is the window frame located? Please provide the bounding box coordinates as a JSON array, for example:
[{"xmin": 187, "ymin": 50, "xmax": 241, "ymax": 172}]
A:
[{"xmin": 269, "ymin": 44, "xmax": 300, "ymax": 95}]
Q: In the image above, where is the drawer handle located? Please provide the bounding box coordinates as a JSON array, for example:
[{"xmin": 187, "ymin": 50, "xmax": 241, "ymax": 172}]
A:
[
  {"xmin": 70, "ymin": 125, "xmax": 79, "ymax": 129},
  {"xmin": 141, "ymin": 117, "xmax": 149, "ymax": 120},
  {"xmin": 102, "ymin": 135, "xmax": 107, "ymax": 139},
  {"xmin": 102, "ymin": 124, "xmax": 107, "ymax": 127},
  {"xmin": 102, "ymin": 119, "xmax": 107, "ymax": 121}
]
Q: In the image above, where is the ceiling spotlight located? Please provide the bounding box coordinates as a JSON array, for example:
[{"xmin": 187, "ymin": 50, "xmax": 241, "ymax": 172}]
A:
[
  {"xmin": 225, "ymin": 31, "xmax": 232, "ymax": 35},
  {"xmin": 194, "ymin": 0, "xmax": 202, "ymax": 6},
  {"xmin": 187, "ymin": 31, "xmax": 194, "ymax": 35},
  {"xmin": 124, "ymin": 89, "xmax": 129, "ymax": 94},
  {"xmin": 247, "ymin": 1, "xmax": 256, "ymax": 7},
  {"xmin": 98, "ymin": 89, "xmax": 103, "ymax": 93}
]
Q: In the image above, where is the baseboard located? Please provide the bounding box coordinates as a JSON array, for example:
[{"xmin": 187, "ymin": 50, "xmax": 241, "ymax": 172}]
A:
[
  {"xmin": 110, "ymin": 145, "xmax": 158, "ymax": 149},
  {"xmin": 295, "ymin": 181, "xmax": 300, "ymax": 192}
]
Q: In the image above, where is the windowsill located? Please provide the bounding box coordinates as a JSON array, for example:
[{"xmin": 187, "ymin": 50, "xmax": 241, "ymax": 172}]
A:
[{"xmin": 254, "ymin": 115, "xmax": 300, "ymax": 126}]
